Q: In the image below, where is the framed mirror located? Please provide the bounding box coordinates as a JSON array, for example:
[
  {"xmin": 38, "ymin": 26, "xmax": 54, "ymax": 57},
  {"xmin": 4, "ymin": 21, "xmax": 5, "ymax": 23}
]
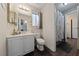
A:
[
  {"xmin": 7, "ymin": 3, "xmax": 16, "ymax": 25},
  {"xmin": 17, "ymin": 13, "xmax": 31, "ymax": 32}
]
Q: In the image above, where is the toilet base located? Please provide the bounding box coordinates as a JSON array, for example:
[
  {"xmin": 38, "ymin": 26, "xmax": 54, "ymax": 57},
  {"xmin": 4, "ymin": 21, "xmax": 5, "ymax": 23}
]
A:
[{"xmin": 37, "ymin": 44, "xmax": 44, "ymax": 51}]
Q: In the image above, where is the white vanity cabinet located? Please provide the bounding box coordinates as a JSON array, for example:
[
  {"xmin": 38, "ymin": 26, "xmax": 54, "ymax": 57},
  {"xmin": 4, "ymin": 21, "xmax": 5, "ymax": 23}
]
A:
[
  {"xmin": 6, "ymin": 34, "xmax": 34, "ymax": 56},
  {"xmin": 23, "ymin": 35, "xmax": 34, "ymax": 54}
]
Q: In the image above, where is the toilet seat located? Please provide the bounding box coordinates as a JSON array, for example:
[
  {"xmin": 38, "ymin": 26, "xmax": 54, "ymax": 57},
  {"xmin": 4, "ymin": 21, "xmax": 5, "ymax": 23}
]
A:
[{"xmin": 36, "ymin": 38, "xmax": 45, "ymax": 45}]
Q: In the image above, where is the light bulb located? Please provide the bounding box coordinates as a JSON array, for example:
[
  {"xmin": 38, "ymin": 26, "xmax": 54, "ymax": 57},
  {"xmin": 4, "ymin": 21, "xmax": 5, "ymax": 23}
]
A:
[{"xmin": 25, "ymin": 21, "xmax": 27, "ymax": 23}]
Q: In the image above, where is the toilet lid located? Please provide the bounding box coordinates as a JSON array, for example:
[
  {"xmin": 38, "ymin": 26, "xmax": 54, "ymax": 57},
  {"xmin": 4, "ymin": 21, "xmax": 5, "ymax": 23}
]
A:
[{"xmin": 37, "ymin": 38, "xmax": 45, "ymax": 43}]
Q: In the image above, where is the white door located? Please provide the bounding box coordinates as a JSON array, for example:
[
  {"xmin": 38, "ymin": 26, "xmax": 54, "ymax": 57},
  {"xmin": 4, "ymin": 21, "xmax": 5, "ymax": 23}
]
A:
[
  {"xmin": 23, "ymin": 35, "xmax": 34, "ymax": 54},
  {"xmin": 77, "ymin": 6, "xmax": 79, "ymax": 49},
  {"xmin": 7, "ymin": 37, "xmax": 23, "ymax": 56}
]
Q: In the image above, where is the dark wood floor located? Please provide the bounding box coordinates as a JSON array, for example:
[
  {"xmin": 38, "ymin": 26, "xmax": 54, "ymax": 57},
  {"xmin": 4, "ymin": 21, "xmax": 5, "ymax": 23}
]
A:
[{"xmin": 24, "ymin": 39, "xmax": 79, "ymax": 56}]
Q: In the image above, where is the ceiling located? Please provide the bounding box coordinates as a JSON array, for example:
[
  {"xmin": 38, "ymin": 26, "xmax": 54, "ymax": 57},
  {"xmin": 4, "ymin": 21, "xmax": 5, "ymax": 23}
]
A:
[
  {"xmin": 26, "ymin": 3, "xmax": 79, "ymax": 13},
  {"xmin": 26, "ymin": 3, "xmax": 46, "ymax": 9},
  {"xmin": 56, "ymin": 3, "xmax": 79, "ymax": 13}
]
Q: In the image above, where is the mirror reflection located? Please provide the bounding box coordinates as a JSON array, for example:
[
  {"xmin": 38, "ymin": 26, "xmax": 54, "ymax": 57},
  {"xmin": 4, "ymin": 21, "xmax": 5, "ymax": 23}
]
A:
[{"xmin": 18, "ymin": 18, "xmax": 27, "ymax": 31}]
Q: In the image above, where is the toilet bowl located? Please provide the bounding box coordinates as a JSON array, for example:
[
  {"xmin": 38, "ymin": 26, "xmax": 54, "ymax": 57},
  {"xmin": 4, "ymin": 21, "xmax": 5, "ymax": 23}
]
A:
[
  {"xmin": 34, "ymin": 33, "xmax": 45, "ymax": 51},
  {"xmin": 36, "ymin": 38, "xmax": 45, "ymax": 51}
]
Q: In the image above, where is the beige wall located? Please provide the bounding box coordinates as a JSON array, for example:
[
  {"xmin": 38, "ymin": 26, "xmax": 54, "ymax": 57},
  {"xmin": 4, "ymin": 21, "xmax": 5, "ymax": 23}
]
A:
[
  {"xmin": 0, "ymin": 4, "xmax": 15, "ymax": 56},
  {"xmin": 0, "ymin": 4, "xmax": 8, "ymax": 56},
  {"xmin": 41, "ymin": 4, "xmax": 56, "ymax": 52}
]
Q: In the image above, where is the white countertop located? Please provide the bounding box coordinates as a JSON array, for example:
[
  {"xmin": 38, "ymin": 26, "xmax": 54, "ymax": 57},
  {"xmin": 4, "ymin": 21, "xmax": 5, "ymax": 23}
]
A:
[{"xmin": 6, "ymin": 32, "xmax": 34, "ymax": 38}]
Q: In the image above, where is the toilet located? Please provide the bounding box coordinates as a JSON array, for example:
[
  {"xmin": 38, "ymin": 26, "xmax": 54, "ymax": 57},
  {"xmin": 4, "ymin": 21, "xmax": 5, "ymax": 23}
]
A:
[{"xmin": 35, "ymin": 33, "xmax": 45, "ymax": 51}]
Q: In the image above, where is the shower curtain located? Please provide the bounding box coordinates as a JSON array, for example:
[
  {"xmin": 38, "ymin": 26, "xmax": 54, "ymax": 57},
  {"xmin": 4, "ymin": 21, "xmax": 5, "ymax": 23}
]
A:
[{"xmin": 56, "ymin": 10, "xmax": 64, "ymax": 42}]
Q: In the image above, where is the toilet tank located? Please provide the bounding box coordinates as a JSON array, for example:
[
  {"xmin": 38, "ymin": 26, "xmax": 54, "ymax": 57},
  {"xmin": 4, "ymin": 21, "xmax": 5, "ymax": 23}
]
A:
[{"xmin": 34, "ymin": 33, "xmax": 41, "ymax": 39}]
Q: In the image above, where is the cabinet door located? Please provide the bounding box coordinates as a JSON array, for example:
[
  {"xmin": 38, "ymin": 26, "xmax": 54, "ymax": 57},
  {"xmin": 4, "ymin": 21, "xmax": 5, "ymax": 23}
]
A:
[
  {"xmin": 7, "ymin": 37, "xmax": 23, "ymax": 56},
  {"xmin": 23, "ymin": 35, "xmax": 34, "ymax": 54}
]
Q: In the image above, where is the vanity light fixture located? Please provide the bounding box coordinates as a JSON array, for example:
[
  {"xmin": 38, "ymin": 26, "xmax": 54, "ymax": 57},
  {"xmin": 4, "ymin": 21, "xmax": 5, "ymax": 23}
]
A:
[
  {"xmin": 18, "ymin": 5, "xmax": 30, "ymax": 11},
  {"xmin": 24, "ymin": 21, "xmax": 27, "ymax": 23}
]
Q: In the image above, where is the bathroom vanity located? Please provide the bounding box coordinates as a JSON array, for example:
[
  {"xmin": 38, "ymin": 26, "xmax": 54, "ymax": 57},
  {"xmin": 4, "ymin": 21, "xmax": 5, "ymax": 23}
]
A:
[
  {"xmin": 6, "ymin": 4, "xmax": 35, "ymax": 56},
  {"xmin": 6, "ymin": 33, "xmax": 34, "ymax": 56}
]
